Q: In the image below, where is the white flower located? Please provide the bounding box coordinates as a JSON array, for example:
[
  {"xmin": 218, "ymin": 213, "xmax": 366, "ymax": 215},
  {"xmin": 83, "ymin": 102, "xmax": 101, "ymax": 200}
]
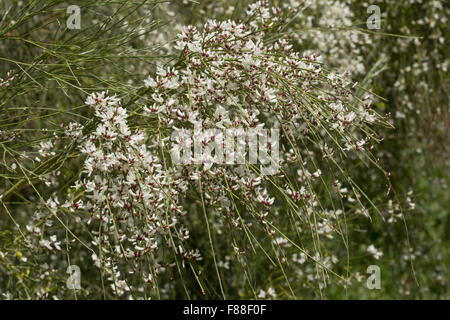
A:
[
  {"xmin": 144, "ymin": 77, "xmax": 157, "ymax": 87},
  {"xmin": 367, "ymin": 245, "xmax": 383, "ymax": 260}
]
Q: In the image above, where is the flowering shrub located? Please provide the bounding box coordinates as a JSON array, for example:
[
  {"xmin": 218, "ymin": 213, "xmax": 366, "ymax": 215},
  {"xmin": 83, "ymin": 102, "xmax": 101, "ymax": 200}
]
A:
[{"xmin": 0, "ymin": 0, "xmax": 448, "ymax": 299}]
